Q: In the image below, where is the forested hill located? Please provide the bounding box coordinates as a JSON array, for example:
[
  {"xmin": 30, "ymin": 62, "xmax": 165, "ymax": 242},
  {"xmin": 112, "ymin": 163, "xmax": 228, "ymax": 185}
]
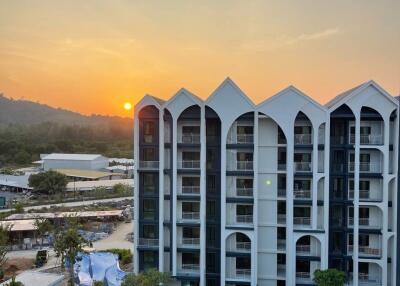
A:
[
  {"xmin": 0, "ymin": 94, "xmax": 133, "ymax": 166},
  {"xmin": 0, "ymin": 94, "xmax": 132, "ymax": 127}
]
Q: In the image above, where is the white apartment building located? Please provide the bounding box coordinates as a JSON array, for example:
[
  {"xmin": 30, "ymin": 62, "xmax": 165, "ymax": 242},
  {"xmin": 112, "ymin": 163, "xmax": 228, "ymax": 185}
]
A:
[{"xmin": 134, "ymin": 78, "xmax": 399, "ymax": 286}]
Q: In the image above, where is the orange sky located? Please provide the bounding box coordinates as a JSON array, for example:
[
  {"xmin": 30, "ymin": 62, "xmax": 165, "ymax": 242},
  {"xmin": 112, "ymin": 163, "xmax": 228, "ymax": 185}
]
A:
[{"xmin": 0, "ymin": 1, "xmax": 399, "ymax": 117}]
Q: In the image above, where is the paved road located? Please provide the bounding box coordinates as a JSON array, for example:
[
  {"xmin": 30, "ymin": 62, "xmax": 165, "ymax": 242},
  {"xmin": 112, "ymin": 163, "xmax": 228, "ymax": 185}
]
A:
[{"xmin": 0, "ymin": 196, "xmax": 133, "ymax": 213}]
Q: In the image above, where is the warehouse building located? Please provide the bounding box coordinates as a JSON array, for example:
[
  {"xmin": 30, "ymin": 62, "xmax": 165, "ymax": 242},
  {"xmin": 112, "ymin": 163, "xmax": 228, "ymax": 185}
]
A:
[{"xmin": 41, "ymin": 153, "xmax": 108, "ymax": 171}]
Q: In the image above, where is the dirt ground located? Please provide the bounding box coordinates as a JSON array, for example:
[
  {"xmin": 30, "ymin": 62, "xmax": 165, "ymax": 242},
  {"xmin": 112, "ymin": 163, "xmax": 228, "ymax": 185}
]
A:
[{"xmin": 2, "ymin": 257, "xmax": 35, "ymax": 281}]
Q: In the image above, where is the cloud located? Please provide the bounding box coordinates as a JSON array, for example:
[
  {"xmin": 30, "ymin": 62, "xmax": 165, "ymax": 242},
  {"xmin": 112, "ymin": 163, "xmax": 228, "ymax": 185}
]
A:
[{"xmin": 240, "ymin": 28, "xmax": 340, "ymax": 52}]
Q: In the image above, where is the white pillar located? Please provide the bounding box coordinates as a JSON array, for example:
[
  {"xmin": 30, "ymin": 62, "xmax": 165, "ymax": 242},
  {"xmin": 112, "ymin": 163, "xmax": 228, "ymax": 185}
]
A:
[
  {"xmin": 323, "ymin": 118, "xmax": 330, "ymax": 269},
  {"xmin": 172, "ymin": 117, "xmax": 178, "ymax": 275},
  {"xmin": 312, "ymin": 124, "xmax": 319, "ymax": 230},
  {"xmin": 158, "ymin": 109, "xmax": 165, "ymax": 272},
  {"xmin": 220, "ymin": 126, "xmax": 228, "ymax": 285},
  {"xmin": 286, "ymin": 129, "xmax": 295, "ymax": 285},
  {"xmin": 353, "ymin": 114, "xmax": 360, "ymax": 285},
  {"xmin": 252, "ymin": 111, "xmax": 258, "ymax": 286},
  {"xmin": 199, "ymin": 106, "xmax": 206, "ymax": 286},
  {"xmin": 133, "ymin": 111, "xmax": 140, "ymax": 273}
]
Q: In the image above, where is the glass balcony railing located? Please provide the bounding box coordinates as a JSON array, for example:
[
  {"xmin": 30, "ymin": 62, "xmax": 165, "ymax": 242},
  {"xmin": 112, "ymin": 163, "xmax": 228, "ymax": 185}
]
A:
[
  {"xmin": 277, "ymin": 214, "xmax": 286, "ymax": 224},
  {"xmin": 139, "ymin": 161, "xmax": 159, "ymax": 169},
  {"xmin": 236, "ymin": 161, "xmax": 253, "ymax": 171},
  {"xmin": 181, "ymin": 133, "xmax": 200, "ymax": 144},
  {"xmin": 349, "ymin": 134, "xmax": 383, "ymax": 145},
  {"xmin": 236, "ymin": 187, "xmax": 253, "ymax": 197},
  {"xmin": 294, "ymin": 134, "xmax": 312, "ymax": 145},
  {"xmin": 348, "ymin": 162, "xmax": 381, "ymax": 173},
  {"xmin": 181, "ymin": 238, "xmax": 200, "ymax": 246},
  {"xmin": 293, "ymin": 217, "xmax": 311, "ymax": 226},
  {"xmin": 236, "ymin": 215, "xmax": 253, "ymax": 224},
  {"xmin": 138, "ymin": 238, "xmax": 159, "ymax": 247},
  {"xmin": 179, "ymin": 160, "xmax": 200, "ymax": 169},
  {"xmin": 294, "ymin": 162, "xmax": 312, "ymax": 172},
  {"xmin": 347, "ymin": 245, "xmax": 381, "ymax": 257},
  {"xmin": 294, "ymin": 189, "xmax": 312, "ymax": 199},
  {"xmin": 180, "ymin": 186, "xmax": 200, "ymax": 195},
  {"xmin": 180, "ymin": 264, "xmax": 200, "ymax": 273},
  {"xmin": 181, "ymin": 212, "xmax": 200, "ymax": 220}
]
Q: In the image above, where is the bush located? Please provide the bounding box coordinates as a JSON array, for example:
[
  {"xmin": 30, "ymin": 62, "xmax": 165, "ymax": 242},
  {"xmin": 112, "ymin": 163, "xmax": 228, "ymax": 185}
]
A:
[
  {"xmin": 93, "ymin": 281, "xmax": 104, "ymax": 286},
  {"xmin": 103, "ymin": 248, "xmax": 132, "ymax": 265},
  {"xmin": 314, "ymin": 269, "xmax": 346, "ymax": 286}
]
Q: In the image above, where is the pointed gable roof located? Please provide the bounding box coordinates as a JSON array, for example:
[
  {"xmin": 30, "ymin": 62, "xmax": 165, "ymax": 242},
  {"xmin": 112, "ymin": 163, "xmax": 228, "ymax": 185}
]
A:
[
  {"xmin": 135, "ymin": 94, "xmax": 164, "ymax": 111},
  {"xmin": 163, "ymin": 88, "xmax": 203, "ymax": 118}
]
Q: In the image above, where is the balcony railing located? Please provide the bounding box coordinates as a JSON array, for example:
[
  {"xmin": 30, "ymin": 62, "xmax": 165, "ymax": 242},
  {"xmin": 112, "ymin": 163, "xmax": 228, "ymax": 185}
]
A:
[
  {"xmin": 296, "ymin": 272, "xmax": 311, "ymax": 280},
  {"xmin": 277, "ymin": 214, "xmax": 286, "ymax": 224},
  {"xmin": 228, "ymin": 134, "xmax": 254, "ymax": 144},
  {"xmin": 294, "ymin": 217, "xmax": 311, "ymax": 226},
  {"xmin": 294, "ymin": 162, "xmax": 312, "ymax": 172},
  {"xmin": 181, "ymin": 186, "xmax": 200, "ymax": 195},
  {"xmin": 180, "ymin": 264, "xmax": 200, "ymax": 273},
  {"xmin": 296, "ymin": 244, "xmax": 311, "ymax": 254},
  {"xmin": 277, "ymin": 163, "xmax": 286, "ymax": 171},
  {"xmin": 348, "ymin": 162, "xmax": 381, "ymax": 173},
  {"xmin": 358, "ymin": 273, "xmax": 382, "ymax": 285},
  {"xmin": 181, "ymin": 133, "xmax": 200, "ymax": 144},
  {"xmin": 181, "ymin": 212, "xmax": 200, "ymax": 220},
  {"xmin": 277, "ymin": 239, "xmax": 286, "ymax": 250},
  {"xmin": 236, "ymin": 187, "xmax": 253, "ymax": 197},
  {"xmin": 347, "ymin": 245, "xmax": 381, "ymax": 257},
  {"xmin": 278, "ymin": 189, "xmax": 286, "ymax": 197},
  {"xmin": 227, "ymin": 241, "xmax": 251, "ymax": 252},
  {"xmin": 349, "ymin": 134, "xmax": 383, "ymax": 145},
  {"xmin": 179, "ymin": 160, "xmax": 200, "ymax": 169},
  {"xmin": 139, "ymin": 161, "xmax": 159, "ymax": 169},
  {"xmin": 227, "ymin": 269, "xmax": 251, "ymax": 280},
  {"xmin": 294, "ymin": 189, "xmax": 312, "ymax": 199},
  {"xmin": 295, "ymin": 134, "xmax": 312, "ymax": 145},
  {"xmin": 236, "ymin": 161, "xmax": 253, "ymax": 171},
  {"xmin": 236, "ymin": 215, "xmax": 253, "ymax": 224},
  {"xmin": 348, "ymin": 190, "xmax": 373, "ymax": 200},
  {"xmin": 138, "ymin": 238, "xmax": 159, "ymax": 247},
  {"xmin": 181, "ymin": 238, "xmax": 200, "ymax": 246}
]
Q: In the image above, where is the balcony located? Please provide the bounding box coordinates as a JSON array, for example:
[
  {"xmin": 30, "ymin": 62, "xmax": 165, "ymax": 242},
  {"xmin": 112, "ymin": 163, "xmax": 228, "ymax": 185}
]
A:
[
  {"xmin": 180, "ymin": 186, "xmax": 200, "ymax": 195},
  {"xmin": 277, "ymin": 239, "xmax": 286, "ymax": 250},
  {"xmin": 179, "ymin": 160, "xmax": 200, "ymax": 169},
  {"xmin": 358, "ymin": 273, "xmax": 382, "ymax": 286},
  {"xmin": 347, "ymin": 245, "xmax": 381, "ymax": 257},
  {"xmin": 180, "ymin": 238, "xmax": 200, "ymax": 247},
  {"xmin": 179, "ymin": 264, "xmax": 200, "ymax": 274},
  {"xmin": 236, "ymin": 215, "xmax": 253, "ymax": 224},
  {"xmin": 236, "ymin": 187, "xmax": 253, "ymax": 197},
  {"xmin": 277, "ymin": 264, "xmax": 286, "ymax": 277},
  {"xmin": 139, "ymin": 161, "xmax": 159, "ymax": 169},
  {"xmin": 181, "ymin": 212, "xmax": 200, "ymax": 221},
  {"xmin": 294, "ymin": 189, "xmax": 312, "ymax": 200},
  {"xmin": 277, "ymin": 214, "xmax": 286, "ymax": 224},
  {"xmin": 226, "ymin": 269, "xmax": 251, "ymax": 281},
  {"xmin": 180, "ymin": 133, "xmax": 200, "ymax": 144},
  {"xmin": 227, "ymin": 241, "xmax": 251, "ymax": 253},
  {"xmin": 296, "ymin": 272, "xmax": 312, "ymax": 283},
  {"xmin": 293, "ymin": 217, "xmax": 311, "ymax": 227},
  {"xmin": 138, "ymin": 238, "xmax": 159, "ymax": 247},
  {"xmin": 294, "ymin": 162, "xmax": 312, "ymax": 172},
  {"xmin": 228, "ymin": 134, "xmax": 254, "ymax": 144},
  {"xmin": 348, "ymin": 162, "xmax": 381, "ymax": 173},
  {"xmin": 236, "ymin": 161, "xmax": 253, "ymax": 171},
  {"xmin": 349, "ymin": 134, "xmax": 383, "ymax": 145},
  {"xmin": 277, "ymin": 189, "xmax": 286, "ymax": 198},
  {"xmin": 295, "ymin": 134, "xmax": 312, "ymax": 145},
  {"xmin": 277, "ymin": 162, "xmax": 286, "ymax": 171}
]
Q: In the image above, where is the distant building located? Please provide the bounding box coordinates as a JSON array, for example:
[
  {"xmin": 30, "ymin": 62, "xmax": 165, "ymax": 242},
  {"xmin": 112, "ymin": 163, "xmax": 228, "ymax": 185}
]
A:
[{"xmin": 41, "ymin": 153, "xmax": 108, "ymax": 171}]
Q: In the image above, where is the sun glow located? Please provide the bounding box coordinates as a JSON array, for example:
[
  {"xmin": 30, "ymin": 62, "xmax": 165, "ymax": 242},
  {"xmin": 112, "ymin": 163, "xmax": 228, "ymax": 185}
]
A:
[{"xmin": 123, "ymin": 102, "xmax": 132, "ymax": 111}]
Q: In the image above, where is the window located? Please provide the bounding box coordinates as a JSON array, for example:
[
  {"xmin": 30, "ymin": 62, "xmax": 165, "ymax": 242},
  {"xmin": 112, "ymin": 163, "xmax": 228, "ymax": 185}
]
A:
[
  {"xmin": 182, "ymin": 126, "xmax": 200, "ymax": 134},
  {"xmin": 294, "ymin": 153, "xmax": 311, "ymax": 162},
  {"xmin": 294, "ymin": 179, "xmax": 311, "ymax": 191},
  {"xmin": 206, "ymin": 226, "xmax": 216, "ymax": 246},
  {"xmin": 360, "ymin": 126, "xmax": 371, "ymax": 136},
  {"xmin": 182, "ymin": 202, "xmax": 200, "ymax": 213},
  {"xmin": 294, "ymin": 207, "xmax": 310, "ymax": 217},
  {"xmin": 237, "ymin": 152, "xmax": 253, "ymax": 161},
  {"xmin": 182, "ymin": 152, "xmax": 200, "ymax": 161},
  {"xmin": 142, "ymin": 225, "xmax": 156, "ymax": 238},
  {"xmin": 182, "ymin": 252, "xmax": 199, "ymax": 265},
  {"xmin": 294, "ymin": 126, "xmax": 312, "ymax": 135},
  {"xmin": 237, "ymin": 125, "xmax": 253, "ymax": 135},
  {"xmin": 183, "ymin": 227, "xmax": 199, "ymax": 238},
  {"xmin": 143, "ymin": 199, "xmax": 156, "ymax": 219},
  {"xmin": 143, "ymin": 173, "xmax": 156, "ymax": 194},
  {"xmin": 143, "ymin": 251, "xmax": 156, "ymax": 270},
  {"xmin": 206, "ymin": 201, "xmax": 216, "ymax": 219},
  {"xmin": 143, "ymin": 121, "xmax": 155, "ymax": 143},
  {"xmin": 237, "ymin": 205, "xmax": 253, "ymax": 216},
  {"xmin": 142, "ymin": 148, "xmax": 156, "ymax": 161},
  {"xmin": 236, "ymin": 178, "xmax": 253, "ymax": 189},
  {"xmin": 207, "ymin": 175, "xmax": 216, "ymax": 193},
  {"xmin": 236, "ymin": 257, "xmax": 250, "ymax": 269},
  {"xmin": 206, "ymin": 253, "xmax": 217, "ymax": 272},
  {"xmin": 182, "ymin": 177, "xmax": 200, "ymax": 187}
]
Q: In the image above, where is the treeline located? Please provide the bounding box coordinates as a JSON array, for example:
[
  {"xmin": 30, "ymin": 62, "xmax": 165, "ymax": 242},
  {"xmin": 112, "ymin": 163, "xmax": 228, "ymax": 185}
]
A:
[{"xmin": 0, "ymin": 122, "xmax": 133, "ymax": 166}]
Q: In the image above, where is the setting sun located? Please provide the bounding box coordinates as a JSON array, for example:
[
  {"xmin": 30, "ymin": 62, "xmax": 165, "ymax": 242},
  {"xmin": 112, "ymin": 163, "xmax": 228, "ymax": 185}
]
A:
[{"xmin": 123, "ymin": 102, "xmax": 132, "ymax": 111}]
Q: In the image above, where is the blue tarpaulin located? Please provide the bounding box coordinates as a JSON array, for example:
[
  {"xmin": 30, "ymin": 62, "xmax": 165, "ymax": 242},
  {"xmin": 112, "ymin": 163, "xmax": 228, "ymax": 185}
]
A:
[{"xmin": 74, "ymin": 252, "xmax": 126, "ymax": 286}]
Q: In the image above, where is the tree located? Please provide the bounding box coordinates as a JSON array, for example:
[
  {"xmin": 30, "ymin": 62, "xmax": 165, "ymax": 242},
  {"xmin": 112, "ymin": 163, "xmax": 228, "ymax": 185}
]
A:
[
  {"xmin": 53, "ymin": 217, "xmax": 87, "ymax": 285},
  {"xmin": 4, "ymin": 276, "xmax": 24, "ymax": 286},
  {"xmin": 121, "ymin": 269, "xmax": 171, "ymax": 286},
  {"xmin": 0, "ymin": 224, "xmax": 11, "ymax": 278},
  {"xmin": 34, "ymin": 218, "xmax": 53, "ymax": 248},
  {"xmin": 28, "ymin": 170, "xmax": 68, "ymax": 196},
  {"xmin": 314, "ymin": 269, "xmax": 346, "ymax": 286}
]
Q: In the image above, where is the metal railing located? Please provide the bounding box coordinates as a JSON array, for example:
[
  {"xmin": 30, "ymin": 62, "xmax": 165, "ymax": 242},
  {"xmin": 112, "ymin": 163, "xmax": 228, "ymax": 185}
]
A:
[
  {"xmin": 358, "ymin": 273, "xmax": 382, "ymax": 285},
  {"xmin": 294, "ymin": 134, "xmax": 312, "ymax": 144},
  {"xmin": 181, "ymin": 212, "xmax": 200, "ymax": 220},
  {"xmin": 277, "ymin": 214, "xmax": 286, "ymax": 224},
  {"xmin": 181, "ymin": 186, "xmax": 200, "ymax": 194},
  {"xmin": 236, "ymin": 187, "xmax": 253, "ymax": 197},
  {"xmin": 139, "ymin": 161, "xmax": 159, "ymax": 169},
  {"xmin": 278, "ymin": 189, "xmax": 286, "ymax": 197},
  {"xmin": 138, "ymin": 238, "xmax": 159, "ymax": 247},
  {"xmin": 296, "ymin": 272, "xmax": 311, "ymax": 279},
  {"xmin": 293, "ymin": 217, "xmax": 311, "ymax": 226},
  {"xmin": 296, "ymin": 244, "xmax": 311, "ymax": 254},
  {"xmin": 349, "ymin": 134, "xmax": 383, "ymax": 145},
  {"xmin": 180, "ymin": 264, "xmax": 200, "ymax": 272},
  {"xmin": 348, "ymin": 190, "xmax": 372, "ymax": 200},
  {"xmin": 348, "ymin": 162, "xmax": 381, "ymax": 173},
  {"xmin": 294, "ymin": 189, "xmax": 312, "ymax": 199},
  {"xmin": 179, "ymin": 160, "xmax": 200, "ymax": 169},
  {"xmin": 277, "ymin": 163, "xmax": 286, "ymax": 171},
  {"xmin": 181, "ymin": 133, "xmax": 200, "ymax": 144},
  {"xmin": 236, "ymin": 241, "xmax": 251, "ymax": 250},
  {"xmin": 294, "ymin": 162, "xmax": 312, "ymax": 172},
  {"xmin": 277, "ymin": 239, "xmax": 286, "ymax": 250},
  {"xmin": 228, "ymin": 133, "xmax": 254, "ymax": 144},
  {"xmin": 235, "ymin": 269, "xmax": 251, "ymax": 279},
  {"xmin": 181, "ymin": 238, "xmax": 200, "ymax": 245},
  {"xmin": 236, "ymin": 215, "xmax": 253, "ymax": 224},
  {"xmin": 347, "ymin": 245, "xmax": 381, "ymax": 256},
  {"xmin": 236, "ymin": 161, "xmax": 253, "ymax": 171}
]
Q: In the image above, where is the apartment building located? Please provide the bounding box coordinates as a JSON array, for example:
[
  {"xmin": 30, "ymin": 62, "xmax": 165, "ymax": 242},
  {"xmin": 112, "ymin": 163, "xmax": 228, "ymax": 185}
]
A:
[{"xmin": 133, "ymin": 78, "xmax": 399, "ymax": 286}]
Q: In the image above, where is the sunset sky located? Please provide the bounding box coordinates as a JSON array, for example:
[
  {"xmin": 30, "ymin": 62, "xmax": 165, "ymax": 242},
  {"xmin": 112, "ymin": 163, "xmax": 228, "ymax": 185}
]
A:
[{"xmin": 0, "ymin": 0, "xmax": 399, "ymax": 117}]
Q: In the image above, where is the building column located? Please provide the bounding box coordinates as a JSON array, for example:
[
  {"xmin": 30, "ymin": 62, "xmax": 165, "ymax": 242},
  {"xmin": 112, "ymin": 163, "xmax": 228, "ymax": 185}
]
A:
[
  {"xmin": 252, "ymin": 111, "xmax": 258, "ymax": 286},
  {"xmin": 353, "ymin": 114, "xmax": 360, "ymax": 285},
  {"xmin": 286, "ymin": 129, "xmax": 295, "ymax": 285},
  {"xmin": 158, "ymin": 108, "xmax": 165, "ymax": 272},
  {"xmin": 199, "ymin": 106, "xmax": 206, "ymax": 286},
  {"xmin": 172, "ymin": 117, "xmax": 178, "ymax": 276},
  {"xmin": 312, "ymin": 124, "xmax": 319, "ymax": 230},
  {"xmin": 220, "ymin": 126, "xmax": 227, "ymax": 285},
  {"xmin": 133, "ymin": 111, "xmax": 140, "ymax": 273},
  {"xmin": 323, "ymin": 118, "xmax": 330, "ymax": 269}
]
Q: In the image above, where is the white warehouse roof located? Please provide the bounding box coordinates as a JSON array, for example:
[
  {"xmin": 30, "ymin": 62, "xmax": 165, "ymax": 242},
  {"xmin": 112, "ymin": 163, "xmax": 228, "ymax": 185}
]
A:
[
  {"xmin": 43, "ymin": 153, "xmax": 106, "ymax": 161},
  {"xmin": 0, "ymin": 271, "xmax": 64, "ymax": 286}
]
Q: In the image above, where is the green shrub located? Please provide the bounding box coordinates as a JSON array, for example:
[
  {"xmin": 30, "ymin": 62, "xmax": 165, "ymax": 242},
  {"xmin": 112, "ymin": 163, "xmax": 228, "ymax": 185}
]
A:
[{"xmin": 103, "ymin": 248, "xmax": 132, "ymax": 265}]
